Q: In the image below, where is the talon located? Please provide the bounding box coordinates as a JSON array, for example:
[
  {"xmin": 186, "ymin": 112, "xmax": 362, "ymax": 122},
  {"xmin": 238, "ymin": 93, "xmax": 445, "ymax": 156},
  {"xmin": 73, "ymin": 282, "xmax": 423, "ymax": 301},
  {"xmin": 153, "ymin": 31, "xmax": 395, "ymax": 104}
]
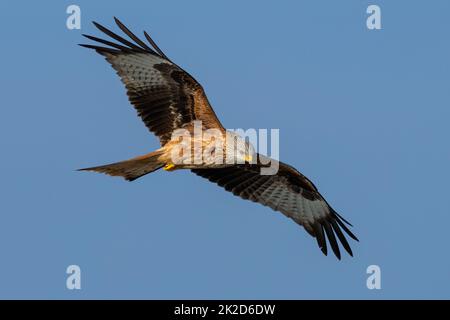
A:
[{"xmin": 163, "ymin": 163, "xmax": 176, "ymax": 171}]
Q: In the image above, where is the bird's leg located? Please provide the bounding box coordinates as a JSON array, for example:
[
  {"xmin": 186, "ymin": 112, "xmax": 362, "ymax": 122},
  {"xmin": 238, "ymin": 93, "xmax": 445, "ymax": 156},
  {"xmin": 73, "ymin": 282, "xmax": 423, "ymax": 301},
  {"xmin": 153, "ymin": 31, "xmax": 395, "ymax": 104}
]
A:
[{"xmin": 163, "ymin": 163, "xmax": 176, "ymax": 171}]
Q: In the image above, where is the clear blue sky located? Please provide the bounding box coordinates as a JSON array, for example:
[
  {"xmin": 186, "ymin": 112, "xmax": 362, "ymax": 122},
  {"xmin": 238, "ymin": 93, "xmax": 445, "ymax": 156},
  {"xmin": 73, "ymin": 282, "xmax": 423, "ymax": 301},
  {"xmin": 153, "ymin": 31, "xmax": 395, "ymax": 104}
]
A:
[{"xmin": 0, "ymin": 0, "xmax": 449, "ymax": 299}]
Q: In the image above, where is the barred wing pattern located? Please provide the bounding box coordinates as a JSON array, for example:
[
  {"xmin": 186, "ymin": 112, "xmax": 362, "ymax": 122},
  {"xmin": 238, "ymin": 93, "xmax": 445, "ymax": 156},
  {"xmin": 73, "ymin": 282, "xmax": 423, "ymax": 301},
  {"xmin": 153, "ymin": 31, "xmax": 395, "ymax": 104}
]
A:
[{"xmin": 192, "ymin": 157, "xmax": 358, "ymax": 259}]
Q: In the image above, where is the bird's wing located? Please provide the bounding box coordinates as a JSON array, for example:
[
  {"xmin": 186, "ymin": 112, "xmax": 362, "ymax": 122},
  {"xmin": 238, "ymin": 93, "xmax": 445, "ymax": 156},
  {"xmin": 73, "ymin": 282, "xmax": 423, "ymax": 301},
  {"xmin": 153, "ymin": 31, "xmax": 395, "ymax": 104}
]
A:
[
  {"xmin": 192, "ymin": 156, "xmax": 358, "ymax": 259},
  {"xmin": 80, "ymin": 17, "xmax": 224, "ymax": 145}
]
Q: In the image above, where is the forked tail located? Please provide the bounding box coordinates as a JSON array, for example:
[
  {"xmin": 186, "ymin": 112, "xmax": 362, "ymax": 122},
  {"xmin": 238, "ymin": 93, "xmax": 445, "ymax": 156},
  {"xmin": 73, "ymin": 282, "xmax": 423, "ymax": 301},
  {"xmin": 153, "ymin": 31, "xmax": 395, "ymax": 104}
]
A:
[{"xmin": 78, "ymin": 150, "xmax": 165, "ymax": 181}]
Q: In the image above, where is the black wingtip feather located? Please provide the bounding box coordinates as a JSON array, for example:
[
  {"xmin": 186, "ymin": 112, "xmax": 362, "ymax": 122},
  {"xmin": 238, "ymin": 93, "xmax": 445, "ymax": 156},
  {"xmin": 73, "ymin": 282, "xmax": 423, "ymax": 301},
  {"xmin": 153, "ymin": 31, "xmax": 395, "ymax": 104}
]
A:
[
  {"xmin": 81, "ymin": 18, "xmax": 171, "ymax": 61},
  {"xmin": 78, "ymin": 44, "xmax": 120, "ymax": 54},
  {"xmin": 113, "ymin": 17, "xmax": 156, "ymax": 54},
  {"xmin": 313, "ymin": 222, "xmax": 327, "ymax": 256},
  {"xmin": 329, "ymin": 218, "xmax": 353, "ymax": 257},
  {"xmin": 81, "ymin": 34, "xmax": 134, "ymax": 52},
  {"xmin": 322, "ymin": 221, "xmax": 341, "ymax": 260},
  {"xmin": 143, "ymin": 30, "xmax": 170, "ymax": 61},
  {"xmin": 92, "ymin": 20, "xmax": 146, "ymax": 52},
  {"xmin": 332, "ymin": 209, "xmax": 353, "ymax": 227},
  {"xmin": 334, "ymin": 215, "xmax": 359, "ymax": 242}
]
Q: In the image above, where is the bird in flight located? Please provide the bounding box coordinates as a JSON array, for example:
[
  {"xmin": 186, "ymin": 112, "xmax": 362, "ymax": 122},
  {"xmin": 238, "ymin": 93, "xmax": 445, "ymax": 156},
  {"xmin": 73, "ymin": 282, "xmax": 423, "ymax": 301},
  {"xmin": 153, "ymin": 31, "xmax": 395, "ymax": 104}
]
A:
[{"xmin": 79, "ymin": 18, "xmax": 358, "ymax": 259}]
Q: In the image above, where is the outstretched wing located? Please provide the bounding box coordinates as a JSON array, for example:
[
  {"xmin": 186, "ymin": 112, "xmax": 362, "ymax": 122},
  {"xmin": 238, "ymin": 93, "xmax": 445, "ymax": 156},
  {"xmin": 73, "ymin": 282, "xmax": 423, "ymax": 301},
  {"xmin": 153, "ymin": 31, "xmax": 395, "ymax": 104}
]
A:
[
  {"xmin": 80, "ymin": 17, "xmax": 224, "ymax": 145},
  {"xmin": 192, "ymin": 157, "xmax": 358, "ymax": 259}
]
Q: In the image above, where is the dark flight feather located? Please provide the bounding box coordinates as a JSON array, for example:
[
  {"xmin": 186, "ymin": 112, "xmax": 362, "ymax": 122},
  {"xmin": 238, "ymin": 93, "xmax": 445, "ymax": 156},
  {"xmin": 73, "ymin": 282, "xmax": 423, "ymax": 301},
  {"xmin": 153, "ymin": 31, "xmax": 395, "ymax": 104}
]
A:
[{"xmin": 113, "ymin": 17, "xmax": 155, "ymax": 53}]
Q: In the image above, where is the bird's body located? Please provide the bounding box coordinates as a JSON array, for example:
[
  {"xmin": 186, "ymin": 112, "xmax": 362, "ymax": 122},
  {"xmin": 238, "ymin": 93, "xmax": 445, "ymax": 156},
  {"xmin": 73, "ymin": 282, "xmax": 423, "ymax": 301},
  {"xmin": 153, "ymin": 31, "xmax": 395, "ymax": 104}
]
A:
[{"xmin": 79, "ymin": 18, "xmax": 358, "ymax": 259}]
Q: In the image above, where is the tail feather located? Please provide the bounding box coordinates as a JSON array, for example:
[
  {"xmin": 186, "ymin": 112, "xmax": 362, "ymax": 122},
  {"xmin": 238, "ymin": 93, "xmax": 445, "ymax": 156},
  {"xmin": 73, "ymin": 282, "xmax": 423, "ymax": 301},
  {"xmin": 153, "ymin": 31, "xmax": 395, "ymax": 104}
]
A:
[{"xmin": 78, "ymin": 150, "xmax": 164, "ymax": 181}]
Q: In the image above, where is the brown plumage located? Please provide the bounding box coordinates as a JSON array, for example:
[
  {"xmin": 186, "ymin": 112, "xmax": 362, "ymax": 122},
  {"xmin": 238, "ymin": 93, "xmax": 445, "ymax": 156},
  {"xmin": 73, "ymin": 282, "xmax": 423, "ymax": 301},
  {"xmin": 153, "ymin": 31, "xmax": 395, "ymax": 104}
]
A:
[{"xmin": 78, "ymin": 18, "xmax": 358, "ymax": 259}]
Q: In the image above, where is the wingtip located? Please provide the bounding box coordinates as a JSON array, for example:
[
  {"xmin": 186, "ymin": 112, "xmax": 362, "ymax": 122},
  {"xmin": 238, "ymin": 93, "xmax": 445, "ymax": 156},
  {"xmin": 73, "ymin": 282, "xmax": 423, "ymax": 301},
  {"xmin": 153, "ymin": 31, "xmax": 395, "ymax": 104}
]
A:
[
  {"xmin": 344, "ymin": 244, "xmax": 354, "ymax": 257},
  {"xmin": 81, "ymin": 34, "xmax": 97, "ymax": 41},
  {"xmin": 333, "ymin": 210, "xmax": 353, "ymax": 227},
  {"xmin": 320, "ymin": 244, "xmax": 343, "ymax": 260},
  {"xmin": 113, "ymin": 17, "xmax": 121, "ymax": 27},
  {"xmin": 92, "ymin": 20, "xmax": 107, "ymax": 32},
  {"xmin": 347, "ymin": 229, "xmax": 359, "ymax": 242},
  {"xmin": 77, "ymin": 43, "xmax": 97, "ymax": 50}
]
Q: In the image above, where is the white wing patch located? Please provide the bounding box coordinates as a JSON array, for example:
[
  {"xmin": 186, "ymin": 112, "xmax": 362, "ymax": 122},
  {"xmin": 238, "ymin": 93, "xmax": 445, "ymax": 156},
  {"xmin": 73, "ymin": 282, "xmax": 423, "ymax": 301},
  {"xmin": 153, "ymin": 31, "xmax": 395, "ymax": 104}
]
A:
[
  {"xmin": 105, "ymin": 53, "xmax": 171, "ymax": 91},
  {"xmin": 251, "ymin": 178, "xmax": 330, "ymax": 228}
]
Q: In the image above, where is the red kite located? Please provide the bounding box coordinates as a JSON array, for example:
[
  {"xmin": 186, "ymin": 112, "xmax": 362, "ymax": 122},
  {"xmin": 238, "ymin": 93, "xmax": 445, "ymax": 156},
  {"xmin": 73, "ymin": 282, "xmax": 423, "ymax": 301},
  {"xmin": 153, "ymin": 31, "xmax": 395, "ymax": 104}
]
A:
[{"xmin": 79, "ymin": 18, "xmax": 358, "ymax": 259}]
